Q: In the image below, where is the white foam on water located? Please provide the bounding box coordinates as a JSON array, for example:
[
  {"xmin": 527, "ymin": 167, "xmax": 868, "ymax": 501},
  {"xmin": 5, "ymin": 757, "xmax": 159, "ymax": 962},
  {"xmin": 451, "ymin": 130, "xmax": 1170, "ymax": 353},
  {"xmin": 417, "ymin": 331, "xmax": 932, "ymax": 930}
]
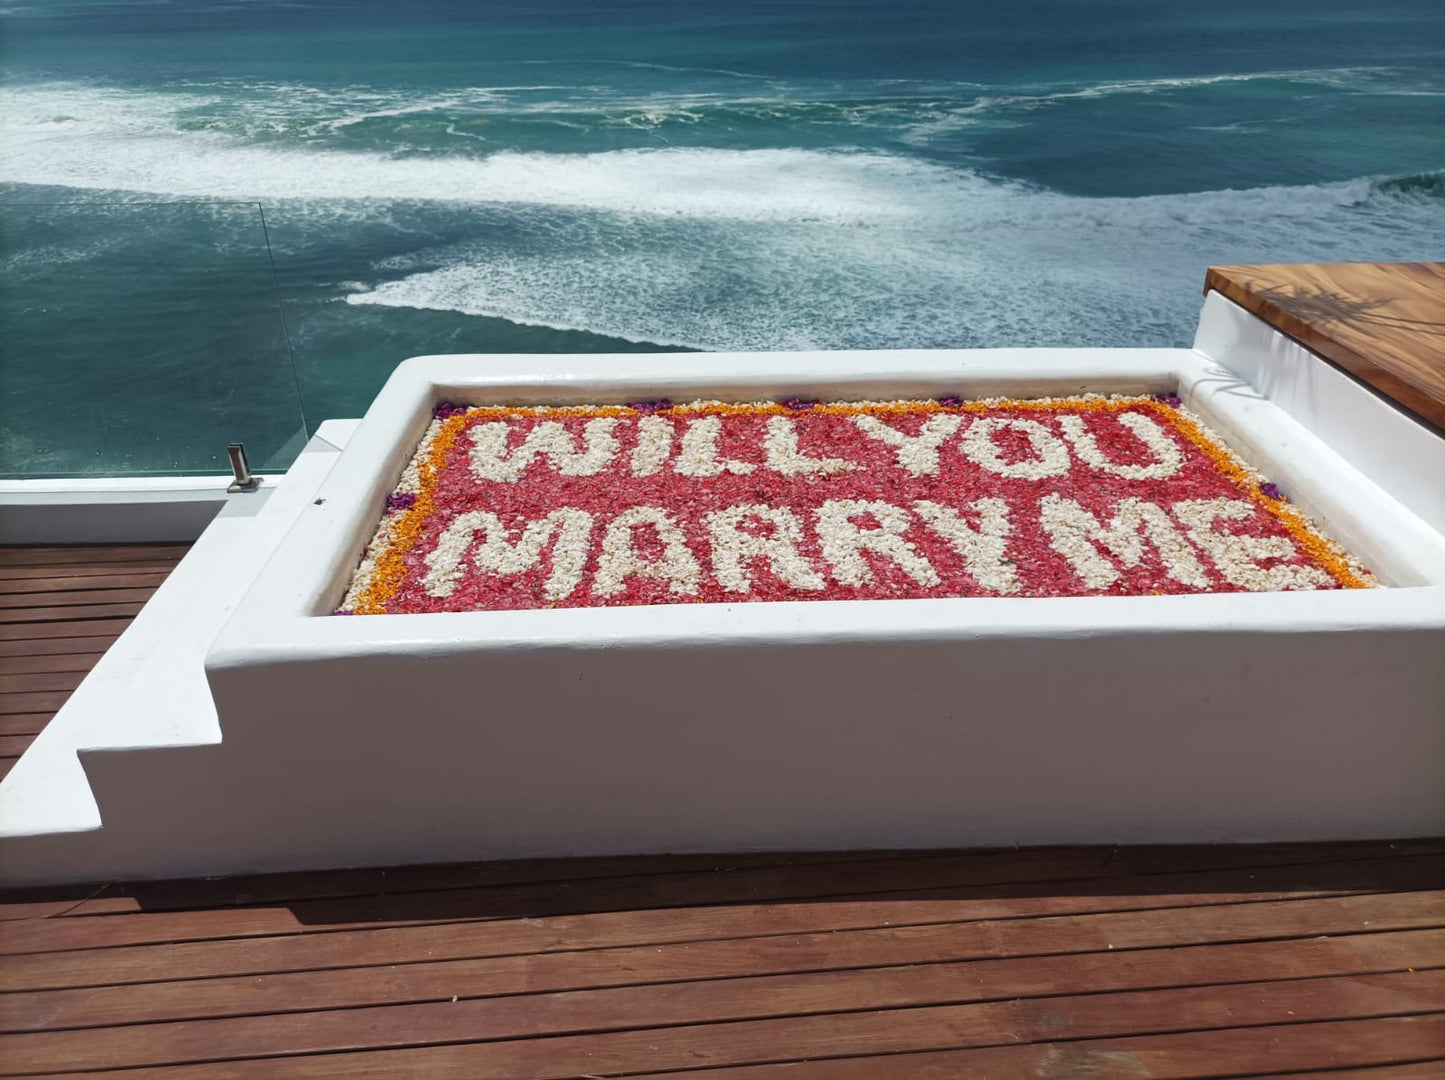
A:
[
  {"xmin": 341, "ymin": 169, "xmax": 1437, "ymax": 353},
  {"xmin": 1008, "ymin": 66, "xmax": 1402, "ymax": 101},
  {"xmin": 0, "ymin": 83, "xmax": 221, "ymax": 136},
  {"xmin": 895, "ymin": 67, "xmax": 1418, "ymax": 144},
  {"xmin": 1, "ymin": 81, "xmax": 1398, "ymax": 229},
  {"xmin": 1, "ymin": 84, "xmax": 947, "ymax": 221},
  {"xmin": 5, "ymin": 68, "xmax": 1409, "ymax": 149},
  {"xmin": 539, "ymin": 58, "xmax": 779, "ymax": 82},
  {"xmin": 5, "ymin": 79, "xmax": 1440, "ymax": 352},
  {"xmin": 2, "ymin": 136, "xmax": 946, "ymax": 222}
]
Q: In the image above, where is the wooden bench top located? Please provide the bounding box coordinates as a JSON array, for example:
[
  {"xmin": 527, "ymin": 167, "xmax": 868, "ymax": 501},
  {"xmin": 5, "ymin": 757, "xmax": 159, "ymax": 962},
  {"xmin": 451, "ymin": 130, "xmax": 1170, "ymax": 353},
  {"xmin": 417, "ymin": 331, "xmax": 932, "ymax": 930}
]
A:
[{"xmin": 1204, "ymin": 262, "xmax": 1445, "ymax": 430}]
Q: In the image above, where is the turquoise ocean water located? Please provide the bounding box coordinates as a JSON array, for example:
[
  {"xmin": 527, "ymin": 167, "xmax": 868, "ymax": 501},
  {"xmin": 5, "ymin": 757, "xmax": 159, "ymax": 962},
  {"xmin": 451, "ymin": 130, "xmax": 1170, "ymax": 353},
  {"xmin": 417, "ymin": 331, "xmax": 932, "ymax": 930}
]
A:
[{"xmin": 2, "ymin": 0, "xmax": 1442, "ymax": 474}]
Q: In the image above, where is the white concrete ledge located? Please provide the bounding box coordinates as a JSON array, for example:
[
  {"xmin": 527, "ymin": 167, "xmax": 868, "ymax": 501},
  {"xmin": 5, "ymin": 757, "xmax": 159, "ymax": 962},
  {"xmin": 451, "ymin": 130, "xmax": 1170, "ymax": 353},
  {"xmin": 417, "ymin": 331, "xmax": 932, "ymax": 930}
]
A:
[
  {"xmin": 0, "ymin": 428, "xmax": 354, "ymax": 884},
  {"xmin": 1, "ymin": 341, "xmax": 1441, "ymax": 885},
  {"xmin": 182, "ymin": 346, "xmax": 1443, "ymax": 880},
  {"xmin": 0, "ymin": 476, "xmax": 243, "ymax": 544},
  {"xmin": 1194, "ymin": 290, "xmax": 1445, "ymax": 536},
  {"xmin": 0, "ymin": 423, "xmax": 358, "ymax": 544}
]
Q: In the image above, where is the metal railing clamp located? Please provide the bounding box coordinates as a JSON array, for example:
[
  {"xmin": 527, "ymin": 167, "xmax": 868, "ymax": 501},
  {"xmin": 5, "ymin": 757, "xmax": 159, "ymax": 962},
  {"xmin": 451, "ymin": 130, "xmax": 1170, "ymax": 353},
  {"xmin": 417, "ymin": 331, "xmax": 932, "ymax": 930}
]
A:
[{"xmin": 226, "ymin": 443, "xmax": 263, "ymax": 493}]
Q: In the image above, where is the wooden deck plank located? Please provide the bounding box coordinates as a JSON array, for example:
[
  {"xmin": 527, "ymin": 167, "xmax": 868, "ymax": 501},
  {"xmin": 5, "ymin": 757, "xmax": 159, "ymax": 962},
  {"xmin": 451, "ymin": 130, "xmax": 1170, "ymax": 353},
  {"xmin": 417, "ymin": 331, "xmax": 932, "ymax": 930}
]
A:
[
  {"xmin": 0, "ymin": 617, "xmax": 139, "ymax": 641},
  {"xmin": 0, "ymin": 601, "xmax": 149, "ymax": 624},
  {"xmin": 1246, "ymin": 1066, "xmax": 1445, "ymax": 1080},
  {"xmin": 1, "ymin": 839, "xmax": 1435, "ymax": 927},
  {"xmin": 0, "ymin": 850, "xmax": 921, "ymax": 922},
  {"xmin": 633, "ymin": 1015, "xmax": 1445, "ymax": 1080},
  {"xmin": 0, "ymin": 837, "xmax": 1434, "ymax": 926},
  {"xmin": 0, "ymin": 543, "xmax": 185, "ymax": 831},
  {"xmin": 0, "ymin": 887, "xmax": 121, "ymax": 923},
  {"xmin": 0, "ymin": 848, "xmax": 1115, "ymax": 953},
  {"xmin": 0, "ymin": 561, "xmax": 185, "ymax": 583},
  {"xmin": 0, "ymin": 571, "xmax": 175, "ymax": 595},
  {"xmin": 2, "ymin": 924, "xmax": 1437, "ymax": 1036},
  {"xmin": 0, "ymin": 587, "xmax": 166, "ymax": 610},
  {"xmin": 5, "ymin": 848, "xmax": 1441, "ymax": 957},
  {"xmin": 0, "ymin": 691, "xmax": 72, "ymax": 715},
  {"xmin": 0, "ymin": 654, "xmax": 109, "ymax": 676},
  {"xmin": 0, "ymin": 735, "xmax": 36, "ymax": 759},
  {"xmin": 1205, "ymin": 262, "xmax": 1445, "ymax": 429},
  {"xmin": 0, "ymin": 544, "xmax": 192, "ymax": 568},
  {"xmin": 0, "ymin": 635, "xmax": 119, "ymax": 658},
  {"xmin": 0, "ymin": 714, "xmax": 55, "ymax": 737},
  {"xmin": 5, "ymin": 882, "xmax": 1442, "ymax": 995},
  {"xmin": 0, "ymin": 837, "xmax": 1426, "ymax": 923},
  {"xmin": 0, "ymin": 671, "xmax": 85, "ymax": 694},
  {"xmin": 31, "ymin": 1025, "xmax": 1445, "ymax": 1080},
  {"xmin": 14, "ymin": 978, "xmax": 1441, "ymax": 1079}
]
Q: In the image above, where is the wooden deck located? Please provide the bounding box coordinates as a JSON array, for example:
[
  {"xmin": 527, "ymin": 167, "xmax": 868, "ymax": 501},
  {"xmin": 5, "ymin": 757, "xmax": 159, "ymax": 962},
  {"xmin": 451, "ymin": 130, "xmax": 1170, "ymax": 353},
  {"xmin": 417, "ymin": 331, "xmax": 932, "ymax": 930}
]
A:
[
  {"xmin": 2, "ymin": 544, "xmax": 1444, "ymax": 1078},
  {"xmin": 1204, "ymin": 262, "xmax": 1445, "ymax": 430},
  {"xmin": 0, "ymin": 542, "xmax": 192, "ymax": 783}
]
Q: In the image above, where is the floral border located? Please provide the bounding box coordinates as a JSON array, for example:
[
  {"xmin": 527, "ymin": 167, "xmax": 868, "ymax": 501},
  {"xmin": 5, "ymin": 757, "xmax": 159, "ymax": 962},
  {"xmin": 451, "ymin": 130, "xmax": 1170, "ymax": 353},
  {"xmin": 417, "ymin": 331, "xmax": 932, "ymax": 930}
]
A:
[{"xmin": 339, "ymin": 394, "xmax": 1372, "ymax": 615}]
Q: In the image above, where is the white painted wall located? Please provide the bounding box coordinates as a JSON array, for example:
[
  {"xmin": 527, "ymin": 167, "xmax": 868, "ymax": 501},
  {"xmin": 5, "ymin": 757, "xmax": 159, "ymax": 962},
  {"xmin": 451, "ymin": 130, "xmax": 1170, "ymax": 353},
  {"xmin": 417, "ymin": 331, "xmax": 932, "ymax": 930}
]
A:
[
  {"xmin": 0, "ymin": 424, "xmax": 356, "ymax": 882},
  {"xmin": 0, "ymin": 477, "xmax": 241, "ymax": 544},
  {"xmin": 86, "ymin": 594, "xmax": 1445, "ymax": 878},
  {"xmin": 1194, "ymin": 291, "xmax": 1445, "ymax": 535},
  {"xmin": 1, "ymin": 337, "xmax": 1441, "ymax": 885}
]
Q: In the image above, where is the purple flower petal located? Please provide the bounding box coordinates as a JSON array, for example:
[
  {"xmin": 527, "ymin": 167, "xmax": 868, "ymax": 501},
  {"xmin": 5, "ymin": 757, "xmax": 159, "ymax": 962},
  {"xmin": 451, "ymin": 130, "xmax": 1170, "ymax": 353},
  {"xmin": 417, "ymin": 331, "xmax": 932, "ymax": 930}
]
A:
[
  {"xmin": 783, "ymin": 397, "xmax": 817, "ymax": 411},
  {"xmin": 1260, "ymin": 482, "xmax": 1284, "ymax": 500},
  {"xmin": 631, "ymin": 399, "xmax": 673, "ymax": 413},
  {"xmin": 433, "ymin": 401, "xmax": 468, "ymax": 420},
  {"xmin": 332, "ymin": 608, "xmax": 355, "ymax": 616},
  {"xmin": 937, "ymin": 394, "xmax": 963, "ymax": 407},
  {"xmin": 385, "ymin": 491, "xmax": 417, "ymax": 514}
]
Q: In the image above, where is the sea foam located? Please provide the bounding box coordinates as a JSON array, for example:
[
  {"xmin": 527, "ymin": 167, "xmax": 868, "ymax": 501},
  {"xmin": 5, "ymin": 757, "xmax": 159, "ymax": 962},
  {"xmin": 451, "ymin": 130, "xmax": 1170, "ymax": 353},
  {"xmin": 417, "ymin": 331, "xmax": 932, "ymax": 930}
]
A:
[
  {"xmin": 2, "ymin": 98, "xmax": 945, "ymax": 222},
  {"xmin": 4, "ymin": 79, "xmax": 1441, "ymax": 355}
]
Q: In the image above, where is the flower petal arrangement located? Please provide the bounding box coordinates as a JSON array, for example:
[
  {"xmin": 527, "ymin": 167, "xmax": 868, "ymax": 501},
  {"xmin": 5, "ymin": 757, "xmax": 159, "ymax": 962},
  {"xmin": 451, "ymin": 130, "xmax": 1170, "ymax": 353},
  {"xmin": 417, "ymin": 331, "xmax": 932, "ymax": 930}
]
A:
[{"xmin": 338, "ymin": 395, "xmax": 1373, "ymax": 614}]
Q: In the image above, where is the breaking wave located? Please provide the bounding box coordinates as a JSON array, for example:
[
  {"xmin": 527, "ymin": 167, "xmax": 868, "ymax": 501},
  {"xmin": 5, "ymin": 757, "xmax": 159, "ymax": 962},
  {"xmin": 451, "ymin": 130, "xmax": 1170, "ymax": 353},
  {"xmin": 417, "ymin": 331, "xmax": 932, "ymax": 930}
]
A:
[
  {"xmin": 338, "ymin": 171, "xmax": 1442, "ymax": 353},
  {"xmin": 1373, "ymin": 170, "xmax": 1445, "ymax": 201},
  {"xmin": 1, "ymin": 68, "xmax": 1426, "ymax": 156},
  {"xmin": 1, "ymin": 80, "xmax": 1434, "ymax": 226},
  {"xmin": 3, "ymin": 79, "xmax": 1440, "ymax": 352}
]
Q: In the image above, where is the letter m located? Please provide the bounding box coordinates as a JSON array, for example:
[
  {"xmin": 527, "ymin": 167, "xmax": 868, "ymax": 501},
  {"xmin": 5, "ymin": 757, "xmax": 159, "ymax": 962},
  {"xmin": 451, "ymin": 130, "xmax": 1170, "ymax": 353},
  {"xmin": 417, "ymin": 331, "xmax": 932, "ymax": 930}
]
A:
[
  {"xmin": 1039, "ymin": 495, "xmax": 1208, "ymax": 590},
  {"xmin": 423, "ymin": 509, "xmax": 594, "ymax": 601}
]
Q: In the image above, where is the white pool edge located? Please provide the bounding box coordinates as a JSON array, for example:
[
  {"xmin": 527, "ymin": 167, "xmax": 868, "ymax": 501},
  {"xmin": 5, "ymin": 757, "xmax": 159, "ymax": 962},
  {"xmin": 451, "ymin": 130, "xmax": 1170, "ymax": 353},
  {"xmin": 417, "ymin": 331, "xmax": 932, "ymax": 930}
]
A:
[
  {"xmin": 1, "ymin": 317, "xmax": 1441, "ymax": 885},
  {"xmin": 212, "ymin": 345, "xmax": 1445, "ymax": 669}
]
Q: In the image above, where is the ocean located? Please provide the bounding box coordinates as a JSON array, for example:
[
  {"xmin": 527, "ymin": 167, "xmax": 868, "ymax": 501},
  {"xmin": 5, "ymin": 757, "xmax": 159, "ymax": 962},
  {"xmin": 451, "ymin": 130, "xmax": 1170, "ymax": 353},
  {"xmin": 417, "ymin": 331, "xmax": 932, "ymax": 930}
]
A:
[{"xmin": 2, "ymin": 0, "xmax": 1442, "ymax": 475}]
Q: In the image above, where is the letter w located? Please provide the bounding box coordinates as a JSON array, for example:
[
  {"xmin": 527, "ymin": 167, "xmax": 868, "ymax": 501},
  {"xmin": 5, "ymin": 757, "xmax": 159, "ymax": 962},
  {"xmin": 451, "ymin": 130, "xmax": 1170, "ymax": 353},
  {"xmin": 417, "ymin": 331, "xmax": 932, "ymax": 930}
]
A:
[
  {"xmin": 423, "ymin": 509, "xmax": 594, "ymax": 601},
  {"xmin": 470, "ymin": 419, "xmax": 619, "ymax": 482}
]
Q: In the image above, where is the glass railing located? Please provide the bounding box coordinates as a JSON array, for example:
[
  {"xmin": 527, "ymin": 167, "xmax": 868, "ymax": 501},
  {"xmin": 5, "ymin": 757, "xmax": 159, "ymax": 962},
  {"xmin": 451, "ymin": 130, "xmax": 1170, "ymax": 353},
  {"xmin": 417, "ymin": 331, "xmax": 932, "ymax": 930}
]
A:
[{"xmin": 0, "ymin": 201, "xmax": 308, "ymax": 479}]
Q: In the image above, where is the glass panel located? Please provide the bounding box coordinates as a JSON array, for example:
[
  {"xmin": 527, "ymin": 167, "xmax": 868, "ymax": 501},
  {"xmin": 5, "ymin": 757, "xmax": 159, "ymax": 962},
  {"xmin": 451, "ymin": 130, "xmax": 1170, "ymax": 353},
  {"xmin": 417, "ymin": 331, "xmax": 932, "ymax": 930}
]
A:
[{"xmin": 0, "ymin": 201, "xmax": 307, "ymax": 478}]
